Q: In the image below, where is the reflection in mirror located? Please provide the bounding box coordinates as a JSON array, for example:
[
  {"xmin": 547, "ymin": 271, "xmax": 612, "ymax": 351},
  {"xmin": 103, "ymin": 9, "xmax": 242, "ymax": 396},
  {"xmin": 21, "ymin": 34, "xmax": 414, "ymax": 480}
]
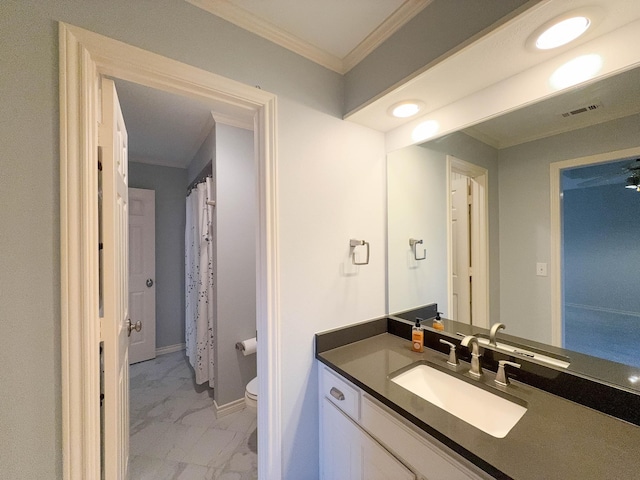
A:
[{"xmin": 387, "ymin": 66, "xmax": 640, "ymax": 381}]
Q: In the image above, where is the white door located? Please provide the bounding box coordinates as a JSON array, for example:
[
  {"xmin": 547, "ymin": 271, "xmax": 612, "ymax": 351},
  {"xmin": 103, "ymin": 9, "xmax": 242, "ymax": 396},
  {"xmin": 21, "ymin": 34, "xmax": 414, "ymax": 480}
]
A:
[
  {"xmin": 128, "ymin": 188, "xmax": 156, "ymax": 364},
  {"xmin": 451, "ymin": 176, "xmax": 471, "ymax": 324},
  {"xmin": 100, "ymin": 77, "xmax": 130, "ymax": 480}
]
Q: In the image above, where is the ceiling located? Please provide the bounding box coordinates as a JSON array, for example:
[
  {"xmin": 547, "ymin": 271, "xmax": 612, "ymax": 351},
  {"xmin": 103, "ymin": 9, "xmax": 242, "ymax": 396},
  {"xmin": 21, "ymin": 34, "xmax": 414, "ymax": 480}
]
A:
[
  {"xmin": 114, "ymin": 79, "xmax": 215, "ymax": 168},
  {"xmin": 347, "ymin": 0, "xmax": 640, "ymax": 132},
  {"xmin": 116, "ymin": 0, "xmax": 640, "ymax": 170},
  {"xmin": 463, "ymin": 66, "xmax": 640, "ymax": 149},
  {"xmin": 185, "ymin": 0, "xmax": 432, "ymax": 73}
]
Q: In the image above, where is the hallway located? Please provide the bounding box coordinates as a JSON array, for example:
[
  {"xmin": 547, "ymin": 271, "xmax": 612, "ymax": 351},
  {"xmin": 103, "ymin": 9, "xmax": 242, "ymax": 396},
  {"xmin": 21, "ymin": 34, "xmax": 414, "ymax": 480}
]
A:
[{"xmin": 129, "ymin": 351, "xmax": 258, "ymax": 479}]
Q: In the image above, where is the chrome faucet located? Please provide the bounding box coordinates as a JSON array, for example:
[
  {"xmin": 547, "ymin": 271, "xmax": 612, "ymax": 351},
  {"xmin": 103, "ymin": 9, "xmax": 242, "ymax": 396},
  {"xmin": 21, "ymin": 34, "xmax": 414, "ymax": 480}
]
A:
[
  {"xmin": 495, "ymin": 360, "xmax": 521, "ymax": 386},
  {"xmin": 489, "ymin": 322, "xmax": 506, "ymax": 347},
  {"xmin": 461, "ymin": 335, "xmax": 483, "ymax": 378}
]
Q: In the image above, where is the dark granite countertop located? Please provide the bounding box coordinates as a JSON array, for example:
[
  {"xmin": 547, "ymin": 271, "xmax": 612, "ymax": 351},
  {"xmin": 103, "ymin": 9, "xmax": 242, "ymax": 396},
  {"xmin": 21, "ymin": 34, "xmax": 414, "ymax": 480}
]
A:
[{"xmin": 316, "ymin": 329, "xmax": 640, "ymax": 480}]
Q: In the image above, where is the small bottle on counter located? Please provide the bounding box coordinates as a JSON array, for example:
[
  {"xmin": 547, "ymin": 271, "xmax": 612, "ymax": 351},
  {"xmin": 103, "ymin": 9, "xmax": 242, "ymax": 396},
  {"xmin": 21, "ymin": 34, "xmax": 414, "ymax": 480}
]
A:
[
  {"xmin": 411, "ymin": 318, "xmax": 424, "ymax": 353},
  {"xmin": 433, "ymin": 311, "xmax": 444, "ymax": 331}
]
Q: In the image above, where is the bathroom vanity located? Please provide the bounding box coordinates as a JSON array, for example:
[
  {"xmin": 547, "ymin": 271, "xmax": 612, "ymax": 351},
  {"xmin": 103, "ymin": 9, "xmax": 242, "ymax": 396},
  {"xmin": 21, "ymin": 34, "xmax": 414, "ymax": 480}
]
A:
[{"xmin": 316, "ymin": 317, "xmax": 640, "ymax": 480}]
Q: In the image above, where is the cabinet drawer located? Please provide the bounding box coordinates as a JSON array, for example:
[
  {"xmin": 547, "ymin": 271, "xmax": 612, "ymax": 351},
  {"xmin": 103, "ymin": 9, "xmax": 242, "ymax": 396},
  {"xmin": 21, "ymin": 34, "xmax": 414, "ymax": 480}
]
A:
[
  {"xmin": 361, "ymin": 396, "xmax": 491, "ymax": 480},
  {"xmin": 321, "ymin": 367, "xmax": 360, "ymax": 420}
]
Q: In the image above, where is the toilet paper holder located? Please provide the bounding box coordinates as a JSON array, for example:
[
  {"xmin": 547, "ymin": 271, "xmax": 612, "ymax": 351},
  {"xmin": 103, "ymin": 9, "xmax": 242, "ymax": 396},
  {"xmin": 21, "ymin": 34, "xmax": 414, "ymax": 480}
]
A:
[{"xmin": 236, "ymin": 337, "xmax": 257, "ymax": 356}]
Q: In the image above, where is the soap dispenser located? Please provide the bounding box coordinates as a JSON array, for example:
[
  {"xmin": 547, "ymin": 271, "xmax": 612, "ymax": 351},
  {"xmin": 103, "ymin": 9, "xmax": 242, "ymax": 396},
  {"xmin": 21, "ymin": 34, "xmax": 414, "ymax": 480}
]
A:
[
  {"xmin": 433, "ymin": 311, "xmax": 444, "ymax": 331},
  {"xmin": 411, "ymin": 318, "xmax": 424, "ymax": 353}
]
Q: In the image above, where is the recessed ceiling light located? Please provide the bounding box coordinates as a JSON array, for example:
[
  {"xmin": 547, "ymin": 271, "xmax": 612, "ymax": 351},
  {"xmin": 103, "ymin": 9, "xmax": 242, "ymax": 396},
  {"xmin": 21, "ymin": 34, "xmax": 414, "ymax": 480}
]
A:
[
  {"xmin": 549, "ymin": 54, "xmax": 603, "ymax": 90},
  {"xmin": 526, "ymin": 8, "xmax": 602, "ymax": 52},
  {"xmin": 536, "ymin": 16, "xmax": 590, "ymax": 50},
  {"xmin": 389, "ymin": 101, "xmax": 425, "ymax": 118}
]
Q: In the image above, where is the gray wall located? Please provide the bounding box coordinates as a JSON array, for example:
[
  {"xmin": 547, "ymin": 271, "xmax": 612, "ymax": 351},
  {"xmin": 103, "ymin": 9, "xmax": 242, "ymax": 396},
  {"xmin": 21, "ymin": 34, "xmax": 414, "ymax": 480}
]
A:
[
  {"xmin": 563, "ymin": 183, "xmax": 640, "ymax": 313},
  {"xmin": 498, "ymin": 113, "xmax": 640, "ymax": 343},
  {"xmin": 1, "ymin": 2, "xmax": 351, "ymax": 478},
  {"xmin": 214, "ymin": 124, "xmax": 257, "ymax": 406},
  {"xmin": 186, "ymin": 122, "xmax": 257, "ymax": 406},
  {"xmin": 187, "ymin": 124, "xmax": 215, "ymax": 185},
  {"xmin": 344, "ymin": 0, "xmax": 531, "ymax": 114},
  {"xmin": 129, "ymin": 161, "xmax": 187, "ymax": 349}
]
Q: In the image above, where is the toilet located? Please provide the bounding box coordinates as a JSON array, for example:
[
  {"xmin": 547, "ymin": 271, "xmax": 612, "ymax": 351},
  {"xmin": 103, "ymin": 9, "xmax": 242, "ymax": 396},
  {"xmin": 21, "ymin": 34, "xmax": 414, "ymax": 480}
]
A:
[{"xmin": 245, "ymin": 376, "xmax": 258, "ymax": 411}]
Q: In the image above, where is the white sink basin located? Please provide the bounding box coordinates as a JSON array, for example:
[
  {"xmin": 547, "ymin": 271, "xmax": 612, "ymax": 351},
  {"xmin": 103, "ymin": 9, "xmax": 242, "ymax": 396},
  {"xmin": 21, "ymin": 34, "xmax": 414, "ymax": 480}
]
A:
[{"xmin": 391, "ymin": 364, "xmax": 527, "ymax": 438}]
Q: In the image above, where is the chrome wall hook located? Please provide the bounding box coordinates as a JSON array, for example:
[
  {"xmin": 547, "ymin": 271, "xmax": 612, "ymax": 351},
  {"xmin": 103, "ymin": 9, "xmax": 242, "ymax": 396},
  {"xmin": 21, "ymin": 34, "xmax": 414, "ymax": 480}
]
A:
[
  {"xmin": 349, "ymin": 239, "xmax": 370, "ymax": 265},
  {"xmin": 409, "ymin": 238, "xmax": 426, "ymax": 261}
]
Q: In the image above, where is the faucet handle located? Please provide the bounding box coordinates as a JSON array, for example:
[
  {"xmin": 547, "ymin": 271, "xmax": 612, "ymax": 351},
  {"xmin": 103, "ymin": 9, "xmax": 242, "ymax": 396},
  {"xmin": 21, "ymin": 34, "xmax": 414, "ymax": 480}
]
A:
[
  {"xmin": 495, "ymin": 360, "xmax": 521, "ymax": 386},
  {"xmin": 439, "ymin": 339, "xmax": 459, "ymax": 366}
]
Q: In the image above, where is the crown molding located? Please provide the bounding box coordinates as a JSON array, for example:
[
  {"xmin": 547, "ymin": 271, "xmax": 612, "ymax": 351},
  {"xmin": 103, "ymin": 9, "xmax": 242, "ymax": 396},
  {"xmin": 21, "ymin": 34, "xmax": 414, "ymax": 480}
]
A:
[
  {"xmin": 343, "ymin": 0, "xmax": 433, "ymax": 73},
  {"xmin": 186, "ymin": 0, "xmax": 429, "ymax": 74},
  {"xmin": 186, "ymin": 0, "xmax": 343, "ymax": 73}
]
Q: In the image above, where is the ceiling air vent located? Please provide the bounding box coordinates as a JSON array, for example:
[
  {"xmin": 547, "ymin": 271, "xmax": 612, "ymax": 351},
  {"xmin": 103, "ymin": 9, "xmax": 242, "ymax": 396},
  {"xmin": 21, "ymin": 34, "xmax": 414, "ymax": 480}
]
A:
[{"xmin": 559, "ymin": 100, "xmax": 603, "ymax": 118}]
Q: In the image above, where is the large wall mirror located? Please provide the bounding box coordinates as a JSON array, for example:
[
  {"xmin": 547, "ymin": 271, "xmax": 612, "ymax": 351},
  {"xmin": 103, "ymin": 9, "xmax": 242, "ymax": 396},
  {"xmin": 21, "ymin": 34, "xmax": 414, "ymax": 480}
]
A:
[{"xmin": 387, "ymin": 65, "xmax": 640, "ymax": 391}]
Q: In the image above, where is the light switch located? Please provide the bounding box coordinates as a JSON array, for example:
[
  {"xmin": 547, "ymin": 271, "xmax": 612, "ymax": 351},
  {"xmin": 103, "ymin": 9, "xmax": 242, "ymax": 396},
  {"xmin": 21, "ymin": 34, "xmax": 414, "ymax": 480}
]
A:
[{"xmin": 536, "ymin": 262, "xmax": 548, "ymax": 276}]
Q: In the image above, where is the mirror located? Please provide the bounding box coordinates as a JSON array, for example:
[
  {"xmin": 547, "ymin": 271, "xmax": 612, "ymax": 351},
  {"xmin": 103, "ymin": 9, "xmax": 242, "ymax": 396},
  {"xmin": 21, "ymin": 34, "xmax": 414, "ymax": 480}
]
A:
[{"xmin": 387, "ymin": 65, "xmax": 640, "ymax": 391}]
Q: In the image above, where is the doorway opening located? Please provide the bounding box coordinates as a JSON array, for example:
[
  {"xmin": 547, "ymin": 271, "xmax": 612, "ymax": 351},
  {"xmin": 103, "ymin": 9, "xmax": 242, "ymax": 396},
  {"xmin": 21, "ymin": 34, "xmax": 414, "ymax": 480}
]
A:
[
  {"xmin": 60, "ymin": 23, "xmax": 280, "ymax": 480},
  {"xmin": 558, "ymin": 157, "xmax": 640, "ymax": 367},
  {"xmin": 446, "ymin": 156, "xmax": 489, "ymax": 329}
]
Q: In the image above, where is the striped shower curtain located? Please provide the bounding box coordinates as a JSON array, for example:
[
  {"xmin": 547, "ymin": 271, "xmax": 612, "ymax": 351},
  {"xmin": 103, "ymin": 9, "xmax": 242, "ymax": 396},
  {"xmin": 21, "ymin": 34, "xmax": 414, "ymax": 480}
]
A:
[{"xmin": 185, "ymin": 177, "xmax": 215, "ymax": 385}]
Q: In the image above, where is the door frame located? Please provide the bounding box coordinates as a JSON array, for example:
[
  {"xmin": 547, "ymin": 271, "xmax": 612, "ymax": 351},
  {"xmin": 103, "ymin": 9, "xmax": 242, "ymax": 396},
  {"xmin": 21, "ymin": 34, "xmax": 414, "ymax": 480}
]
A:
[
  {"xmin": 549, "ymin": 145, "xmax": 640, "ymax": 347},
  {"xmin": 59, "ymin": 23, "xmax": 281, "ymax": 480},
  {"xmin": 446, "ymin": 155, "xmax": 489, "ymax": 328}
]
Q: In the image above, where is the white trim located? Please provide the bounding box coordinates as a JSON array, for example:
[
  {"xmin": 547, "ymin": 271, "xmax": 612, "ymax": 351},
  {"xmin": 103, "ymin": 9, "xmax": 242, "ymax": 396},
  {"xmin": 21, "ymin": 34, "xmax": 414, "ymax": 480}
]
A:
[
  {"xmin": 156, "ymin": 343, "xmax": 186, "ymax": 356},
  {"xmin": 60, "ymin": 23, "xmax": 281, "ymax": 480},
  {"xmin": 342, "ymin": 1, "xmax": 433, "ymax": 73},
  {"xmin": 549, "ymin": 145, "xmax": 640, "ymax": 348},
  {"xmin": 186, "ymin": 0, "xmax": 343, "ymax": 73},
  {"xmin": 213, "ymin": 111, "xmax": 254, "ymax": 131},
  {"xmin": 59, "ymin": 25, "xmax": 101, "ymax": 480},
  {"xmin": 185, "ymin": 0, "xmax": 430, "ymax": 74},
  {"xmin": 446, "ymin": 155, "xmax": 489, "ymax": 328},
  {"xmin": 214, "ymin": 397, "xmax": 247, "ymax": 418}
]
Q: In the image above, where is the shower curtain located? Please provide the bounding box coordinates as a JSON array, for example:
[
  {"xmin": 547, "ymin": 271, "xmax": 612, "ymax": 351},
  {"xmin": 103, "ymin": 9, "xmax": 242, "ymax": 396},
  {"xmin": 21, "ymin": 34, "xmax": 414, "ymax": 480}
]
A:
[{"xmin": 185, "ymin": 177, "xmax": 215, "ymax": 386}]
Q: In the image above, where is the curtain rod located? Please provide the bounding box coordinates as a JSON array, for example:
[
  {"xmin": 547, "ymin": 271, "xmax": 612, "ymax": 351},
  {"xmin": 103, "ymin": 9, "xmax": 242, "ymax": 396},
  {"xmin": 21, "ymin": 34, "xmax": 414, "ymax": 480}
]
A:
[{"xmin": 186, "ymin": 160, "xmax": 212, "ymax": 194}]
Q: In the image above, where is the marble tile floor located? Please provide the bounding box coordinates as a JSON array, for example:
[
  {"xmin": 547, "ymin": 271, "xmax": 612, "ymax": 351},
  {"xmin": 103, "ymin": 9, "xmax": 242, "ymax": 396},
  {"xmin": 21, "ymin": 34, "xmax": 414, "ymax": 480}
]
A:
[{"xmin": 129, "ymin": 350, "xmax": 257, "ymax": 480}]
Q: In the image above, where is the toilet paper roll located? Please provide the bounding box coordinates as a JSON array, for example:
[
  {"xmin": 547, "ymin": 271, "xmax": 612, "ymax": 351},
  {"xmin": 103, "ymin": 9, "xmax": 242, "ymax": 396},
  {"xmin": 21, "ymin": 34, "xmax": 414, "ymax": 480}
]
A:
[{"xmin": 236, "ymin": 337, "xmax": 257, "ymax": 356}]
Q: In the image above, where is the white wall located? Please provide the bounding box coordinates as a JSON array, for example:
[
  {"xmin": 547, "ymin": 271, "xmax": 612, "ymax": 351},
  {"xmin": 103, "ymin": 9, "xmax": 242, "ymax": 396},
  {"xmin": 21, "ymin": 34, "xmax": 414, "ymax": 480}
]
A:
[
  {"xmin": 387, "ymin": 146, "xmax": 448, "ymax": 314},
  {"xmin": 278, "ymin": 98, "xmax": 386, "ymax": 477},
  {"xmin": 498, "ymin": 113, "xmax": 640, "ymax": 343},
  {"xmin": 214, "ymin": 123, "xmax": 258, "ymax": 406},
  {"xmin": 0, "ymin": 2, "xmax": 385, "ymax": 478}
]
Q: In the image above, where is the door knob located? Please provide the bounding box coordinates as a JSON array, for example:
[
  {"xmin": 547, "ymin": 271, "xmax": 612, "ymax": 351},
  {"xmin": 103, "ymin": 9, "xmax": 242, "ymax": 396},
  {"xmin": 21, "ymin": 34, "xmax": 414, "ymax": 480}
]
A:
[
  {"xmin": 146, "ymin": 278, "xmax": 154, "ymax": 288},
  {"xmin": 127, "ymin": 319, "xmax": 142, "ymax": 337}
]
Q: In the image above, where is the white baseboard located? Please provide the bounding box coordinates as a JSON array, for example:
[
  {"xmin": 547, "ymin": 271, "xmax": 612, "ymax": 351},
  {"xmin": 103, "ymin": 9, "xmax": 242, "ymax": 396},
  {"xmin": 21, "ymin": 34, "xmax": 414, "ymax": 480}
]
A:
[
  {"xmin": 214, "ymin": 397, "xmax": 246, "ymax": 418},
  {"xmin": 156, "ymin": 343, "xmax": 186, "ymax": 356}
]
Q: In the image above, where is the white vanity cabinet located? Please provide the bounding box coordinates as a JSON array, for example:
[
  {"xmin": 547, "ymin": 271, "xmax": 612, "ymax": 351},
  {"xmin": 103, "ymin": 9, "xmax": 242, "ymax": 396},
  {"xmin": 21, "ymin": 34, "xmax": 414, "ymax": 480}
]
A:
[
  {"xmin": 320, "ymin": 367, "xmax": 415, "ymax": 480},
  {"xmin": 321, "ymin": 398, "xmax": 416, "ymax": 480},
  {"xmin": 319, "ymin": 364, "xmax": 492, "ymax": 480}
]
